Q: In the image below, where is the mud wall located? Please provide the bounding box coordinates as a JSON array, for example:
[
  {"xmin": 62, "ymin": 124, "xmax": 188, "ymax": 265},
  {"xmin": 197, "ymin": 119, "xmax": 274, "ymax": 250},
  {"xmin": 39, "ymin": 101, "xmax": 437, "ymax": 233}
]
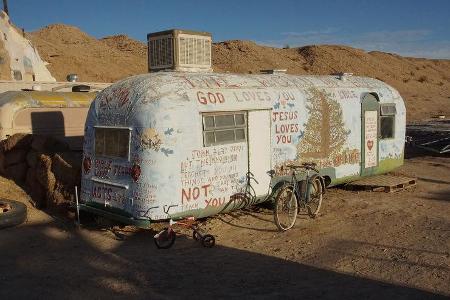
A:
[{"xmin": 0, "ymin": 133, "xmax": 81, "ymax": 209}]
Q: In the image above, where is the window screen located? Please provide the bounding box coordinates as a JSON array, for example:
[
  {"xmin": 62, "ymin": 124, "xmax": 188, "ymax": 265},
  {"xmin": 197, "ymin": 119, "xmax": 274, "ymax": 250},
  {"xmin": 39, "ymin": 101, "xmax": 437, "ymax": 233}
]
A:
[
  {"xmin": 95, "ymin": 127, "xmax": 130, "ymax": 159},
  {"xmin": 380, "ymin": 104, "xmax": 396, "ymax": 116},
  {"xmin": 13, "ymin": 70, "xmax": 22, "ymax": 81},
  {"xmin": 202, "ymin": 112, "xmax": 247, "ymax": 146},
  {"xmin": 379, "ymin": 104, "xmax": 396, "ymax": 139}
]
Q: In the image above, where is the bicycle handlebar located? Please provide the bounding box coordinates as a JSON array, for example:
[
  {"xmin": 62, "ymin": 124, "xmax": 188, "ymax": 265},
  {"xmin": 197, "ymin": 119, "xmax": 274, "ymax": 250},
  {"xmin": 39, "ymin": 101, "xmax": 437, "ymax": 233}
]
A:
[{"xmin": 246, "ymin": 171, "xmax": 259, "ymax": 184}]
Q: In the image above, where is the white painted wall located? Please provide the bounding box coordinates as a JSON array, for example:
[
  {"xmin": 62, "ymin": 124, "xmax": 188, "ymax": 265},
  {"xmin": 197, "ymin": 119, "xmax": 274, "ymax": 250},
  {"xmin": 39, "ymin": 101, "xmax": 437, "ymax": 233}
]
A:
[{"xmin": 0, "ymin": 10, "xmax": 55, "ymax": 82}]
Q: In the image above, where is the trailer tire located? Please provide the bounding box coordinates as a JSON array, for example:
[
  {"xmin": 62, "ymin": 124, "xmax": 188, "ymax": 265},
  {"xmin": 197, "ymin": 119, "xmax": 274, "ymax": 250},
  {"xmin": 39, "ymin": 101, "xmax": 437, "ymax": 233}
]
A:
[
  {"xmin": 0, "ymin": 199, "xmax": 27, "ymax": 229},
  {"xmin": 202, "ymin": 234, "xmax": 215, "ymax": 248},
  {"xmin": 154, "ymin": 228, "xmax": 176, "ymax": 249}
]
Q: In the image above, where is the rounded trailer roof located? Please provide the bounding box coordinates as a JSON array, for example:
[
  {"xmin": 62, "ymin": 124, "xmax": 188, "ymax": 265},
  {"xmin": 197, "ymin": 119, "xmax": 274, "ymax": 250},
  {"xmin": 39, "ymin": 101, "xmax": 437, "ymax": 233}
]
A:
[
  {"xmin": 97, "ymin": 72, "xmax": 401, "ymax": 105},
  {"xmin": 89, "ymin": 72, "xmax": 404, "ymax": 128}
]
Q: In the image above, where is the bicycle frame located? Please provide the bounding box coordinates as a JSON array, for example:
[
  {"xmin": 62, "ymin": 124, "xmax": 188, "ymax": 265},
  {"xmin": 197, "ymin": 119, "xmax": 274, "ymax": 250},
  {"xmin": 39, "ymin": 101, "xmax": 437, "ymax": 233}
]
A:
[{"xmin": 291, "ymin": 168, "xmax": 313, "ymax": 204}]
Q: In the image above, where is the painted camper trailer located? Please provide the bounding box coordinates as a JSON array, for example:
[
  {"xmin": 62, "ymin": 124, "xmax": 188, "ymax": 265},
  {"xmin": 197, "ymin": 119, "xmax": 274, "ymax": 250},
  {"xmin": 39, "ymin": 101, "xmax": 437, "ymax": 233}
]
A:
[
  {"xmin": 0, "ymin": 91, "xmax": 97, "ymax": 150},
  {"xmin": 79, "ymin": 72, "xmax": 405, "ymax": 227}
]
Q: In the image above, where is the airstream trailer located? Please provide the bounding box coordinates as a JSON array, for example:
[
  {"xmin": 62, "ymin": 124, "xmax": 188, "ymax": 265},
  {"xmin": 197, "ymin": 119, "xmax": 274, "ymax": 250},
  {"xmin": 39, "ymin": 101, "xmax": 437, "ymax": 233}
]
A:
[
  {"xmin": 0, "ymin": 91, "xmax": 97, "ymax": 150},
  {"xmin": 79, "ymin": 72, "xmax": 406, "ymax": 227}
]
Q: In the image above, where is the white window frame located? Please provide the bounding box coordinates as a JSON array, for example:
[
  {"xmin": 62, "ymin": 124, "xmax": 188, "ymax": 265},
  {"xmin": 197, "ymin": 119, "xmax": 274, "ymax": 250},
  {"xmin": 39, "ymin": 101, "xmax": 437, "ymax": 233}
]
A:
[
  {"xmin": 379, "ymin": 104, "xmax": 396, "ymax": 139},
  {"xmin": 202, "ymin": 111, "xmax": 247, "ymax": 147},
  {"xmin": 94, "ymin": 126, "xmax": 132, "ymax": 160}
]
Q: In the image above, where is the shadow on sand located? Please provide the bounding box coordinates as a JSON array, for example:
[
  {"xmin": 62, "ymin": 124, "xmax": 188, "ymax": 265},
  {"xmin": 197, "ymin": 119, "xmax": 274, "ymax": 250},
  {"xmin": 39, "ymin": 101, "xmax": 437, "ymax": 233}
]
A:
[{"xmin": 0, "ymin": 219, "xmax": 447, "ymax": 299}]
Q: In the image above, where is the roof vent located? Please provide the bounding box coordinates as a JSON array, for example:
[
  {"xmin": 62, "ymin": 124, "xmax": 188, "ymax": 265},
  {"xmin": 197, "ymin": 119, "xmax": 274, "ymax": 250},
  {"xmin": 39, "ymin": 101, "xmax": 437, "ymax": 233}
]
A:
[
  {"xmin": 334, "ymin": 72, "xmax": 353, "ymax": 81},
  {"xmin": 260, "ymin": 69, "xmax": 287, "ymax": 74},
  {"xmin": 147, "ymin": 29, "xmax": 212, "ymax": 73},
  {"xmin": 66, "ymin": 74, "xmax": 78, "ymax": 82}
]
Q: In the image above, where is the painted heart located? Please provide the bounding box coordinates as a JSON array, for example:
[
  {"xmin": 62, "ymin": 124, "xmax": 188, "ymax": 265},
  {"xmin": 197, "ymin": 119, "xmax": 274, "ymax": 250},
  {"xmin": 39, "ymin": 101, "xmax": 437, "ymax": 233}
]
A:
[{"xmin": 367, "ymin": 140, "xmax": 374, "ymax": 150}]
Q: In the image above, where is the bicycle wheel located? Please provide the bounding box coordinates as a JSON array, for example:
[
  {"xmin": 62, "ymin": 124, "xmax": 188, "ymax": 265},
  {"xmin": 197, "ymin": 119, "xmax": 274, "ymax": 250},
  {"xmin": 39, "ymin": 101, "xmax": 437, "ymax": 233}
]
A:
[
  {"xmin": 154, "ymin": 228, "xmax": 176, "ymax": 249},
  {"xmin": 305, "ymin": 177, "xmax": 323, "ymax": 218},
  {"xmin": 274, "ymin": 185, "xmax": 298, "ymax": 231}
]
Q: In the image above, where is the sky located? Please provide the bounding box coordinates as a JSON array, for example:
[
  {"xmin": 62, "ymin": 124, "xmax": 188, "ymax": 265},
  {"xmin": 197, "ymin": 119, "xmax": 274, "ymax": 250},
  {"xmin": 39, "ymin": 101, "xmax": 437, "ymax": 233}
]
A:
[{"xmin": 6, "ymin": 0, "xmax": 450, "ymax": 59}]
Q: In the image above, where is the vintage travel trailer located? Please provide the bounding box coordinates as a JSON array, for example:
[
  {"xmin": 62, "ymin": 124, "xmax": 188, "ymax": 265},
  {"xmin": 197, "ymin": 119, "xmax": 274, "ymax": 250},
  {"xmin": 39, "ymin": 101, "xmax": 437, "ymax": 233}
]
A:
[
  {"xmin": 79, "ymin": 72, "xmax": 406, "ymax": 226},
  {"xmin": 78, "ymin": 29, "xmax": 406, "ymax": 227},
  {"xmin": 0, "ymin": 91, "xmax": 98, "ymax": 150}
]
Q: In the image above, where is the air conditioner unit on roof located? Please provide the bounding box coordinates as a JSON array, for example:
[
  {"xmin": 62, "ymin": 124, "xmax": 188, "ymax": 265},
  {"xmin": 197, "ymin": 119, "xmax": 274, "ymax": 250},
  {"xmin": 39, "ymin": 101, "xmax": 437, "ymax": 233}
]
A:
[{"xmin": 147, "ymin": 29, "xmax": 212, "ymax": 73}]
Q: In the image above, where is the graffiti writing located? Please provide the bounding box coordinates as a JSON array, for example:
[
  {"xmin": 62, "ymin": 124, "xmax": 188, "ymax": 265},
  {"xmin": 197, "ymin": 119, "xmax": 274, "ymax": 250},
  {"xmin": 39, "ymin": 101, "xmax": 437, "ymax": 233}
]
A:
[
  {"xmin": 205, "ymin": 197, "xmax": 226, "ymax": 207},
  {"xmin": 233, "ymin": 90, "xmax": 272, "ymax": 102},
  {"xmin": 99, "ymin": 86, "xmax": 130, "ymax": 110},
  {"xmin": 180, "ymin": 145, "xmax": 246, "ymax": 208},
  {"xmin": 197, "ymin": 91, "xmax": 225, "ymax": 105},
  {"xmin": 336, "ymin": 89, "xmax": 358, "ymax": 100},
  {"xmin": 94, "ymin": 159, "xmax": 112, "ymax": 177},
  {"xmin": 181, "ymin": 184, "xmax": 211, "ymax": 204},
  {"xmin": 273, "ymin": 110, "xmax": 299, "ymax": 144}
]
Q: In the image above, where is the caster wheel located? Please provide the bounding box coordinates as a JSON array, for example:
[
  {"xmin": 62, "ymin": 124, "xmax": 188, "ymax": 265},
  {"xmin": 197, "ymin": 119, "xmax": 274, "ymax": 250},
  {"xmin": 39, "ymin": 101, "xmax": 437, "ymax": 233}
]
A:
[{"xmin": 202, "ymin": 234, "xmax": 215, "ymax": 248}]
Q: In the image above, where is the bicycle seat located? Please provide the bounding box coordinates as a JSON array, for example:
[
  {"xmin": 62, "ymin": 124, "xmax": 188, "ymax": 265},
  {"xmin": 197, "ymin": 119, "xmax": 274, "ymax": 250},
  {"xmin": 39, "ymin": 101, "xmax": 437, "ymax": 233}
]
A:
[{"xmin": 266, "ymin": 169, "xmax": 275, "ymax": 177}]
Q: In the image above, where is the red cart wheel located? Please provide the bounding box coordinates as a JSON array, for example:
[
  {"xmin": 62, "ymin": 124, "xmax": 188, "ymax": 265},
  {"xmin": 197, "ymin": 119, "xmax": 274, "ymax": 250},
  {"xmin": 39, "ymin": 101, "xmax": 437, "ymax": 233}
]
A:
[{"xmin": 154, "ymin": 228, "xmax": 176, "ymax": 249}]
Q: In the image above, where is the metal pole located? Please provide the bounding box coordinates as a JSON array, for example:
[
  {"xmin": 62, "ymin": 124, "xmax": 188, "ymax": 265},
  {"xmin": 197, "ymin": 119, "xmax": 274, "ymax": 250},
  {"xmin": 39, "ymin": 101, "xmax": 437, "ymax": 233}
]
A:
[
  {"xmin": 75, "ymin": 186, "xmax": 80, "ymax": 227},
  {"xmin": 3, "ymin": 0, "xmax": 8, "ymax": 15}
]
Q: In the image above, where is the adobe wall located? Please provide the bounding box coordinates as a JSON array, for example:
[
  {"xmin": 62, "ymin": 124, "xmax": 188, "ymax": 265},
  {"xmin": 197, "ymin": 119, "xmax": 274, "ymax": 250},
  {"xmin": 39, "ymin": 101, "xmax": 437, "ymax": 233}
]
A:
[{"xmin": 0, "ymin": 11, "xmax": 55, "ymax": 82}]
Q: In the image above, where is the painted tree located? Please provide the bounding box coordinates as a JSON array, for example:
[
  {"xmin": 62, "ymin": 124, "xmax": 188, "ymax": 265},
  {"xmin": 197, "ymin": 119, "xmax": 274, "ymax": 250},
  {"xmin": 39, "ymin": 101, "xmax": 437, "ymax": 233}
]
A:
[{"xmin": 297, "ymin": 88, "xmax": 349, "ymax": 161}]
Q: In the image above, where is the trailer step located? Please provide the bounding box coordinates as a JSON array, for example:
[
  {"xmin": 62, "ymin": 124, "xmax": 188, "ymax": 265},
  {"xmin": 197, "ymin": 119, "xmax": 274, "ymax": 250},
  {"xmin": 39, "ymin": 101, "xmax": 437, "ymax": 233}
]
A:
[{"xmin": 345, "ymin": 175, "xmax": 417, "ymax": 193}]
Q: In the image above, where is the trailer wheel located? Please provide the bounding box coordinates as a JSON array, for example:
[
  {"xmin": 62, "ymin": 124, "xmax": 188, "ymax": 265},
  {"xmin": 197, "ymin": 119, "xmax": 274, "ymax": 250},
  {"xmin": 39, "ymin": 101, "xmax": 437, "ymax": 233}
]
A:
[
  {"xmin": 202, "ymin": 234, "xmax": 215, "ymax": 248},
  {"xmin": 154, "ymin": 228, "xmax": 176, "ymax": 249},
  {"xmin": 0, "ymin": 199, "xmax": 27, "ymax": 229}
]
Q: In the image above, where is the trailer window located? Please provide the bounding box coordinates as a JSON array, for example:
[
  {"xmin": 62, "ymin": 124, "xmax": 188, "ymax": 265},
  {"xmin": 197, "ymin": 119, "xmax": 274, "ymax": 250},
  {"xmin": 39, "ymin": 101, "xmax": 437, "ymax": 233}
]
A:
[
  {"xmin": 202, "ymin": 112, "xmax": 247, "ymax": 146},
  {"xmin": 380, "ymin": 104, "xmax": 396, "ymax": 139},
  {"xmin": 95, "ymin": 127, "xmax": 130, "ymax": 159}
]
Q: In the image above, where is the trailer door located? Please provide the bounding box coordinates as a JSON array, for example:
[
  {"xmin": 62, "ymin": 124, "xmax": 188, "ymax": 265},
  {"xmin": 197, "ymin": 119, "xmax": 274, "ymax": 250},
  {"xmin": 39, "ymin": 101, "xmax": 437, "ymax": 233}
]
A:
[
  {"xmin": 361, "ymin": 94, "xmax": 379, "ymax": 176},
  {"xmin": 248, "ymin": 110, "xmax": 272, "ymax": 196}
]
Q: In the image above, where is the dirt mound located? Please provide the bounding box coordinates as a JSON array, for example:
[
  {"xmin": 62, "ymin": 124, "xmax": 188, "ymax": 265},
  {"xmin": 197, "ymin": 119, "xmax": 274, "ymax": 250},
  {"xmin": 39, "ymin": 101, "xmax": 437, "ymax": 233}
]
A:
[
  {"xmin": 213, "ymin": 40, "xmax": 308, "ymax": 74},
  {"xmin": 101, "ymin": 34, "xmax": 147, "ymax": 57},
  {"xmin": 28, "ymin": 24, "xmax": 450, "ymax": 121},
  {"xmin": 27, "ymin": 25, "xmax": 147, "ymax": 83}
]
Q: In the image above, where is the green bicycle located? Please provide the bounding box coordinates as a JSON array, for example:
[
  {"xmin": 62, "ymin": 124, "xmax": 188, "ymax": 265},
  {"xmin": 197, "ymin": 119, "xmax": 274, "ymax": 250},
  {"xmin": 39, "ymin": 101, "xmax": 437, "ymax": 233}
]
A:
[{"xmin": 274, "ymin": 162, "xmax": 324, "ymax": 231}]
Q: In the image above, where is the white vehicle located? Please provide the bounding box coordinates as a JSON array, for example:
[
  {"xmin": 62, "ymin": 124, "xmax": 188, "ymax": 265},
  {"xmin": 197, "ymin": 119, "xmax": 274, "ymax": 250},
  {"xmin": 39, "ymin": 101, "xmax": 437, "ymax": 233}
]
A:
[{"xmin": 79, "ymin": 71, "xmax": 405, "ymax": 227}]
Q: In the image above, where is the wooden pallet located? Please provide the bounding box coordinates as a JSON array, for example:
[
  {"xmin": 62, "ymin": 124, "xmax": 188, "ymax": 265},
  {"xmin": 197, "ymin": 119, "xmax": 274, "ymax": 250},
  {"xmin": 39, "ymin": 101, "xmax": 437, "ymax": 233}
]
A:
[{"xmin": 346, "ymin": 175, "xmax": 417, "ymax": 193}]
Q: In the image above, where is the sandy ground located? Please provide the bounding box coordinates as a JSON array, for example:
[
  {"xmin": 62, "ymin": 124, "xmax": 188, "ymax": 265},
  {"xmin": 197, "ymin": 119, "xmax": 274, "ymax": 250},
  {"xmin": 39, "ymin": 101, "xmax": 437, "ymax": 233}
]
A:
[{"xmin": 0, "ymin": 153, "xmax": 449, "ymax": 299}]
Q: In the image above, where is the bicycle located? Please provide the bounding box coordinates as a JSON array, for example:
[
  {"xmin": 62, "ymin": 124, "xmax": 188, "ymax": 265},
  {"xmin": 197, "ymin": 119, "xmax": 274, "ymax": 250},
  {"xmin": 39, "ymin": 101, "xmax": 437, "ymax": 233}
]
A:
[
  {"xmin": 153, "ymin": 217, "xmax": 215, "ymax": 249},
  {"xmin": 273, "ymin": 162, "xmax": 324, "ymax": 231}
]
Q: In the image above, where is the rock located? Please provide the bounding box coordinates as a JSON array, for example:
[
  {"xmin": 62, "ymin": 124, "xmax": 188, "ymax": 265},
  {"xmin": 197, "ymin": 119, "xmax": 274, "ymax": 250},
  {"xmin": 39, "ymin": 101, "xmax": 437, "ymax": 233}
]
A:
[
  {"xmin": 5, "ymin": 161, "xmax": 28, "ymax": 182},
  {"xmin": 4, "ymin": 149, "xmax": 28, "ymax": 167},
  {"xmin": 55, "ymin": 151, "xmax": 82, "ymax": 169},
  {"xmin": 26, "ymin": 168, "xmax": 46, "ymax": 207},
  {"xmin": 49, "ymin": 189, "xmax": 66, "ymax": 207},
  {"xmin": 0, "ymin": 151, "xmax": 5, "ymax": 175},
  {"xmin": 52, "ymin": 153, "xmax": 80, "ymax": 188},
  {"xmin": 26, "ymin": 150, "xmax": 44, "ymax": 168},
  {"xmin": 36, "ymin": 154, "xmax": 56, "ymax": 193},
  {"xmin": 0, "ymin": 133, "xmax": 32, "ymax": 152}
]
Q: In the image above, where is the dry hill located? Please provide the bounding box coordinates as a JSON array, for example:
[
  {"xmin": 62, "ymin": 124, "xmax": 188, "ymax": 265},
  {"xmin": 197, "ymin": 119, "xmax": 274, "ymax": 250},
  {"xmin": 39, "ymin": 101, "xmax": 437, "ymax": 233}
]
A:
[
  {"xmin": 28, "ymin": 25, "xmax": 450, "ymax": 121},
  {"xmin": 27, "ymin": 24, "xmax": 147, "ymax": 82}
]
